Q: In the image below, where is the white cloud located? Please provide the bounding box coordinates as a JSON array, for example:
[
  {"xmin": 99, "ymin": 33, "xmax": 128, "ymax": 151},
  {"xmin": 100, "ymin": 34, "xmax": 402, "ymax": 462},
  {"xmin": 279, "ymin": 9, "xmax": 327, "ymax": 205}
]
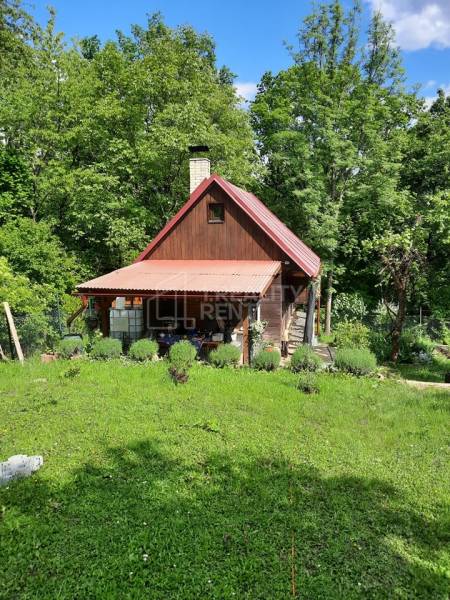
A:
[
  {"xmin": 235, "ymin": 82, "xmax": 258, "ymax": 102},
  {"xmin": 367, "ymin": 0, "xmax": 450, "ymax": 50},
  {"xmin": 423, "ymin": 82, "xmax": 450, "ymax": 108}
]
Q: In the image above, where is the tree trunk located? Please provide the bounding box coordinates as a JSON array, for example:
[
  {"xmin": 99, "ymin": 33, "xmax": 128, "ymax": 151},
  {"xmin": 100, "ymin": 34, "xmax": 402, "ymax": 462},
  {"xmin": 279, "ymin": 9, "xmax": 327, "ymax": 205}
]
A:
[
  {"xmin": 324, "ymin": 270, "xmax": 333, "ymax": 335},
  {"xmin": 390, "ymin": 288, "xmax": 406, "ymax": 363}
]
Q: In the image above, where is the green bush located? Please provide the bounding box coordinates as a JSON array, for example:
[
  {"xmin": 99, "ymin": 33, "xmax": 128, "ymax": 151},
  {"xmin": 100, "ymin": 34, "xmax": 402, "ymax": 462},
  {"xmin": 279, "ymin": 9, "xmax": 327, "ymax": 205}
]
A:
[
  {"xmin": 209, "ymin": 344, "xmax": 241, "ymax": 368},
  {"xmin": 334, "ymin": 321, "xmax": 370, "ymax": 349},
  {"xmin": 290, "ymin": 345, "xmax": 322, "ymax": 372},
  {"xmin": 399, "ymin": 326, "xmax": 435, "ymax": 363},
  {"xmin": 369, "ymin": 331, "xmax": 391, "ymax": 362},
  {"xmin": 57, "ymin": 337, "xmax": 84, "ymax": 358},
  {"xmin": 90, "ymin": 337, "xmax": 122, "ymax": 360},
  {"xmin": 168, "ymin": 340, "xmax": 197, "ymax": 383},
  {"xmin": 335, "ymin": 348, "xmax": 377, "ymax": 376},
  {"xmin": 252, "ymin": 349, "xmax": 281, "ymax": 371},
  {"xmin": 332, "ymin": 292, "xmax": 367, "ymax": 324},
  {"xmin": 296, "ymin": 372, "xmax": 320, "ymax": 394},
  {"xmin": 128, "ymin": 338, "xmax": 158, "ymax": 362}
]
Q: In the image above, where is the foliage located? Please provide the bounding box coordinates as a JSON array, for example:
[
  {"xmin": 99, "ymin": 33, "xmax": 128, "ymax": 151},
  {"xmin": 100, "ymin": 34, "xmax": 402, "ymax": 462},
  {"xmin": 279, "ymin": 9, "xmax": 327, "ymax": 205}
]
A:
[
  {"xmin": 209, "ymin": 343, "xmax": 241, "ymax": 368},
  {"xmin": 295, "ymin": 372, "xmax": 319, "ymax": 394},
  {"xmin": 335, "ymin": 347, "xmax": 377, "ymax": 376},
  {"xmin": 334, "ymin": 321, "xmax": 370, "ymax": 349},
  {"xmin": 249, "ymin": 320, "xmax": 268, "ymax": 356},
  {"xmin": 398, "ymin": 326, "xmax": 435, "ymax": 364},
  {"xmin": 0, "ymin": 360, "xmax": 448, "ymax": 598},
  {"xmin": 0, "ymin": 218, "xmax": 79, "ymax": 296},
  {"xmin": 251, "ymin": 0, "xmax": 415, "ymax": 331},
  {"xmin": 0, "ymin": 10, "xmax": 256, "ymax": 276},
  {"xmin": 90, "ymin": 337, "xmax": 122, "ymax": 360},
  {"xmin": 290, "ymin": 345, "xmax": 322, "ymax": 372},
  {"xmin": 368, "ymin": 330, "xmax": 391, "ymax": 363},
  {"xmin": 168, "ymin": 340, "xmax": 197, "ymax": 383},
  {"xmin": 57, "ymin": 337, "xmax": 84, "ymax": 358},
  {"xmin": 332, "ymin": 292, "xmax": 367, "ymax": 324},
  {"xmin": 0, "ymin": 256, "xmax": 45, "ymax": 314},
  {"xmin": 128, "ymin": 338, "xmax": 158, "ymax": 362},
  {"xmin": 252, "ymin": 349, "xmax": 280, "ymax": 371},
  {"xmin": 367, "ymin": 229, "xmax": 426, "ymax": 362}
]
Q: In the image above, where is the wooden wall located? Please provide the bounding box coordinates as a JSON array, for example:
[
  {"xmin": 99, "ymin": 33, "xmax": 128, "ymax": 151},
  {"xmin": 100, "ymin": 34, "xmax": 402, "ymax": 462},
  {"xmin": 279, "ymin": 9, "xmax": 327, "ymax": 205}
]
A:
[
  {"xmin": 145, "ymin": 181, "xmax": 312, "ymax": 346},
  {"xmin": 148, "ymin": 184, "xmax": 286, "ymax": 261},
  {"xmin": 260, "ymin": 272, "xmax": 282, "ymax": 345}
]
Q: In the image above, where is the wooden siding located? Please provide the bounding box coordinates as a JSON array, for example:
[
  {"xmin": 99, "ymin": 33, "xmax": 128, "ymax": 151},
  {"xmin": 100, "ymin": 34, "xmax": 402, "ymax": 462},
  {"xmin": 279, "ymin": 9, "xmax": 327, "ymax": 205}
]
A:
[
  {"xmin": 148, "ymin": 184, "xmax": 287, "ymax": 261},
  {"xmin": 260, "ymin": 272, "xmax": 282, "ymax": 345}
]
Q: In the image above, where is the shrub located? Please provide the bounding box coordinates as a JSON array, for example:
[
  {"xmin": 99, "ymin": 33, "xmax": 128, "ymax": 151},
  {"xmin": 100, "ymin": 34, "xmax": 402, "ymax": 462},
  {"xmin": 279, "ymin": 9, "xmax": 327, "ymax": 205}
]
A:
[
  {"xmin": 90, "ymin": 337, "xmax": 122, "ymax": 360},
  {"xmin": 290, "ymin": 345, "xmax": 322, "ymax": 372},
  {"xmin": 399, "ymin": 326, "xmax": 435, "ymax": 363},
  {"xmin": 296, "ymin": 372, "xmax": 319, "ymax": 394},
  {"xmin": 335, "ymin": 348, "xmax": 377, "ymax": 376},
  {"xmin": 369, "ymin": 331, "xmax": 391, "ymax": 362},
  {"xmin": 252, "ymin": 349, "xmax": 281, "ymax": 371},
  {"xmin": 332, "ymin": 292, "xmax": 367, "ymax": 324},
  {"xmin": 57, "ymin": 337, "xmax": 84, "ymax": 358},
  {"xmin": 209, "ymin": 344, "xmax": 241, "ymax": 368},
  {"xmin": 128, "ymin": 338, "xmax": 158, "ymax": 362},
  {"xmin": 168, "ymin": 340, "xmax": 197, "ymax": 383},
  {"xmin": 334, "ymin": 321, "xmax": 370, "ymax": 349}
]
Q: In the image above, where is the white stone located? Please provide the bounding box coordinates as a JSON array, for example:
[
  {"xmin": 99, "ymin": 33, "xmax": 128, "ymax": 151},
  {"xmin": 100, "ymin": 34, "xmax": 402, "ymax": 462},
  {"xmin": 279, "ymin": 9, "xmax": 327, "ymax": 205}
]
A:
[{"xmin": 0, "ymin": 454, "xmax": 43, "ymax": 485}]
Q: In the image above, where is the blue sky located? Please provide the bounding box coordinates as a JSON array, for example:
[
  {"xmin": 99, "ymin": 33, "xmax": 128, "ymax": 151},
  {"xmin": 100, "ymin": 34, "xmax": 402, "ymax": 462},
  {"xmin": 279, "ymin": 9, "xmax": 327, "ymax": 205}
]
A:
[{"xmin": 30, "ymin": 0, "xmax": 450, "ymax": 104}]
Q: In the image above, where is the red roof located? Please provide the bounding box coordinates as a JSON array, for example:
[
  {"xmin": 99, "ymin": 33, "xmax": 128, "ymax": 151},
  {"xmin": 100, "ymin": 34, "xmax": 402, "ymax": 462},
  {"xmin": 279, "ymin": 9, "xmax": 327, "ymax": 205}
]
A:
[
  {"xmin": 77, "ymin": 260, "xmax": 281, "ymax": 296},
  {"xmin": 135, "ymin": 174, "xmax": 320, "ymax": 277}
]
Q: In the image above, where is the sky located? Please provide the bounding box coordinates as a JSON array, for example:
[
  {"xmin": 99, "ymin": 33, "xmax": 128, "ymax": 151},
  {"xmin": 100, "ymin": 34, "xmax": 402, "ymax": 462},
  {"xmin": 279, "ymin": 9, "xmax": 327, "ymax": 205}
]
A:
[{"xmin": 29, "ymin": 0, "xmax": 450, "ymax": 105}]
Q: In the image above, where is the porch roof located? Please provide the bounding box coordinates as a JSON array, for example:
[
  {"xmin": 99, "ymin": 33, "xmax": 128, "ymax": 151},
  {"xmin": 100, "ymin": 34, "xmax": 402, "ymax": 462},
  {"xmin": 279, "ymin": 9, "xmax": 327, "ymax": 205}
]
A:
[{"xmin": 76, "ymin": 260, "xmax": 281, "ymax": 297}]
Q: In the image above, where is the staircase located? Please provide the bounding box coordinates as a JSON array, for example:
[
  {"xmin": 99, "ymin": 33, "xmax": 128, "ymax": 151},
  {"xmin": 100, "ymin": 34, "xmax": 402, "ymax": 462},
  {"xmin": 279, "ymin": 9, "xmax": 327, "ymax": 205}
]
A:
[
  {"xmin": 287, "ymin": 307, "xmax": 334, "ymax": 365},
  {"xmin": 287, "ymin": 309, "xmax": 306, "ymax": 355}
]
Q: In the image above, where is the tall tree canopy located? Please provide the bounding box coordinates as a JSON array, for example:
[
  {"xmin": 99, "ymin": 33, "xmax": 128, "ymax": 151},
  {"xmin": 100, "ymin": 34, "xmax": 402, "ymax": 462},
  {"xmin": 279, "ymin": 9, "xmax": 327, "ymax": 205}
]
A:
[
  {"xmin": 0, "ymin": 10, "xmax": 256, "ymax": 278},
  {"xmin": 251, "ymin": 0, "xmax": 421, "ymax": 332}
]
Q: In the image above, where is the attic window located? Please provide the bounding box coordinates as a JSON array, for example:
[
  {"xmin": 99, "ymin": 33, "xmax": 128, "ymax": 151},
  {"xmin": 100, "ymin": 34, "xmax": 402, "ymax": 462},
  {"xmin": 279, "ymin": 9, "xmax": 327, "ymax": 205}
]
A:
[{"xmin": 208, "ymin": 203, "xmax": 224, "ymax": 223}]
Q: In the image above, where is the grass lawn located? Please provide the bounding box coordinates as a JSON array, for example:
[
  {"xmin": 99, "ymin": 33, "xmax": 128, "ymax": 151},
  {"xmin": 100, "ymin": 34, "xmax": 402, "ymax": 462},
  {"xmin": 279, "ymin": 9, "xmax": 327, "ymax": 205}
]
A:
[
  {"xmin": 393, "ymin": 354, "xmax": 450, "ymax": 383},
  {"xmin": 0, "ymin": 359, "xmax": 449, "ymax": 599}
]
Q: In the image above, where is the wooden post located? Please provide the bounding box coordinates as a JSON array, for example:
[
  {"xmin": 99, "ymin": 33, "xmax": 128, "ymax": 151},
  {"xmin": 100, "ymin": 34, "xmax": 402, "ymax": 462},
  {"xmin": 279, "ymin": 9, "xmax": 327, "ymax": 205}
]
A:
[
  {"xmin": 303, "ymin": 280, "xmax": 317, "ymax": 346},
  {"xmin": 242, "ymin": 303, "xmax": 249, "ymax": 365},
  {"xmin": 3, "ymin": 302, "xmax": 24, "ymax": 364},
  {"xmin": 96, "ymin": 298, "xmax": 111, "ymax": 337},
  {"xmin": 316, "ymin": 278, "xmax": 321, "ymax": 337}
]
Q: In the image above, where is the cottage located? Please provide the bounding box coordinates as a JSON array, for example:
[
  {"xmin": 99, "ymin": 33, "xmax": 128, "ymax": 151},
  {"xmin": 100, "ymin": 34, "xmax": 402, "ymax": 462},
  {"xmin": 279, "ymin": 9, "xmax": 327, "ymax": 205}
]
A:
[{"xmin": 76, "ymin": 153, "xmax": 320, "ymax": 362}]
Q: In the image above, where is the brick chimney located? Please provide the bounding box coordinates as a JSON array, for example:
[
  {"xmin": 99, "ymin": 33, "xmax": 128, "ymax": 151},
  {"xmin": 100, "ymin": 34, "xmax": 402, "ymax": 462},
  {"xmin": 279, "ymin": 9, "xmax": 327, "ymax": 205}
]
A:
[{"xmin": 189, "ymin": 146, "xmax": 210, "ymax": 193}]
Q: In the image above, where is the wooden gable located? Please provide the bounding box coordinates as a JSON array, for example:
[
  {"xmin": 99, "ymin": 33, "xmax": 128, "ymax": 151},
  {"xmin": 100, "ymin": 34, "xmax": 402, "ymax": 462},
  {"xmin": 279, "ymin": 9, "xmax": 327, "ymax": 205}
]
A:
[{"xmin": 147, "ymin": 183, "xmax": 287, "ymax": 262}]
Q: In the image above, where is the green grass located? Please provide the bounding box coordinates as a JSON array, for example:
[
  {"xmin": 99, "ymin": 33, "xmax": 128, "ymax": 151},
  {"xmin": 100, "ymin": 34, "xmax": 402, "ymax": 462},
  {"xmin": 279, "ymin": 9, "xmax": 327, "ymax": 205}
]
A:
[
  {"xmin": 0, "ymin": 359, "xmax": 449, "ymax": 599},
  {"xmin": 393, "ymin": 354, "xmax": 450, "ymax": 383}
]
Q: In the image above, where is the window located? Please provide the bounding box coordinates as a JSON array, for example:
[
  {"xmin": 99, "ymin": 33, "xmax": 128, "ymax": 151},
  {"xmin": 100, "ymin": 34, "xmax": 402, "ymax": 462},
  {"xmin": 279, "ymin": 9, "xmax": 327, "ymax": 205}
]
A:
[{"xmin": 207, "ymin": 203, "xmax": 224, "ymax": 223}]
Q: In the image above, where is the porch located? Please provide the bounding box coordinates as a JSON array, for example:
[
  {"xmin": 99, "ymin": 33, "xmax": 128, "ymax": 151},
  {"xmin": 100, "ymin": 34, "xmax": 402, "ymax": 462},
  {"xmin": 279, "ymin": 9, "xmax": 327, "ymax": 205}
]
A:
[{"xmin": 76, "ymin": 260, "xmax": 282, "ymax": 363}]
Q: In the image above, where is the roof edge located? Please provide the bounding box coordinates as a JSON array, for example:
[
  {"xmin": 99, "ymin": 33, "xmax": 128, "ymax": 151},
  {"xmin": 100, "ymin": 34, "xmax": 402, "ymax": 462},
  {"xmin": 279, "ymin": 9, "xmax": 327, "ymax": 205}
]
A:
[{"xmin": 135, "ymin": 174, "xmax": 320, "ymax": 277}]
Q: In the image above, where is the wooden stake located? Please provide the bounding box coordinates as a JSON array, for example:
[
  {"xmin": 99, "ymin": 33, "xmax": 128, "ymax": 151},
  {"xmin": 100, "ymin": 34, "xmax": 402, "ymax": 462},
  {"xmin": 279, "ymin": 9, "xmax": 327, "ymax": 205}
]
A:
[
  {"xmin": 242, "ymin": 304, "xmax": 249, "ymax": 365},
  {"xmin": 0, "ymin": 344, "xmax": 7, "ymax": 361},
  {"xmin": 3, "ymin": 302, "xmax": 24, "ymax": 364}
]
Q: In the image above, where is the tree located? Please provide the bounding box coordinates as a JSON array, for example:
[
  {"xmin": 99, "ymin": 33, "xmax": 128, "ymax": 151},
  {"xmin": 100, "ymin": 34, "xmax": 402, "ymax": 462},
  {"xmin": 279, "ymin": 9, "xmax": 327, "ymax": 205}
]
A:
[
  {"xmin": 251, "ymin": 0, "xmax": 413, "ymax": 332},
  {"xmin": 0, "ymin": 10, "xmax": 257, "ymax": 275},
  {"xmin": 369, "ymin": 228, "xmax": 424, "ymax": 362}
]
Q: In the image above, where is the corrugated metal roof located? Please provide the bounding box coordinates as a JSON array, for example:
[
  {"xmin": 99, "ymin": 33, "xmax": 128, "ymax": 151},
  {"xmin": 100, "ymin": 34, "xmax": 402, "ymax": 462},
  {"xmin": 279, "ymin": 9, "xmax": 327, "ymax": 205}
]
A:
[
  {"xmin": 77, "ymin": 260, "xmax": 281, "ymax": 296},
  {"xmin": 135, "ymin": 174, "xmax": 320, "ymax": 277}
]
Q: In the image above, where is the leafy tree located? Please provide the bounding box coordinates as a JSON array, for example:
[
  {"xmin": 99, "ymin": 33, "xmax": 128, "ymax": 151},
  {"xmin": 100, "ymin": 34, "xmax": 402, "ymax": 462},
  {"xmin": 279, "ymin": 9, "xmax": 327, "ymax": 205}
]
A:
[
  {"xmin": 0, "ymin": 10, "xmax": 257, "ymax": 275},
  {"xmin": 0, "ymin": 218, "xmax": 80, "ymax": 296},
  {"xmin": 368, "ymin": 228, "xmax": 425, "ymax": 362},
  {"xmin": 251, "ymin": 0, "xmax": 415, "ymax": 333}
]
